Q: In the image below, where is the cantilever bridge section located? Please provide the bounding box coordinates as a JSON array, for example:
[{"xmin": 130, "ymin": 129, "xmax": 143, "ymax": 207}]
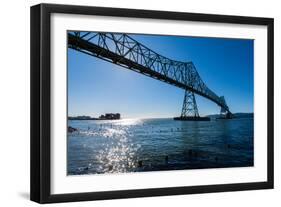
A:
[{"xmin": 68, "ymin": 31, "xmax": 231, "ymax": 119}]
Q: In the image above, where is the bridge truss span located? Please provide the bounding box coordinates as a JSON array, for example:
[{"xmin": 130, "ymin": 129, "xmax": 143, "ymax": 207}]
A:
[{"xmin": 68, "ymin": 31, "xmax": 231, "ymax": 117}]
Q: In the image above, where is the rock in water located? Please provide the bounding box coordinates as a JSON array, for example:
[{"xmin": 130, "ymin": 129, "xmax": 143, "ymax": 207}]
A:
[{"xmin": 68, "ymin": 126, "xmax": 77, "ymax": 133}]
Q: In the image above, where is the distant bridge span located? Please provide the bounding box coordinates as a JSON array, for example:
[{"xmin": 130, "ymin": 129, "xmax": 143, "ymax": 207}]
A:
[{"xmin": 68, "ymin": 32, "xmax": 231, "ymax": 117}]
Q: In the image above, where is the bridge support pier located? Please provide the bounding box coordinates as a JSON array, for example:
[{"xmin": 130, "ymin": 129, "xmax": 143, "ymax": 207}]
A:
[
  {"xmin": 174, "ymin": 90, "xmax": 210, "ymax": 121},
  {"xmin": 181, "ymin": 90, "xmax": 199, "ymax": 117},
  {"xmin": 216, "ymin": 108, "xmax": 233, "ymax": 120}
]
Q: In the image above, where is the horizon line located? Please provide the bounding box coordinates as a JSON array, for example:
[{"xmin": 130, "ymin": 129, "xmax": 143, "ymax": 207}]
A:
[{"xmin": 68, "ymin": 111, "xmax": 254, "ymax": 119}]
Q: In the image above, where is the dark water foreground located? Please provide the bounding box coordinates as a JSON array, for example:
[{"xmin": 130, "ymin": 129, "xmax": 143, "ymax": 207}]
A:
[{"xmin": 67, "ymin": 118, "xmax": 253, "ymax": 175}]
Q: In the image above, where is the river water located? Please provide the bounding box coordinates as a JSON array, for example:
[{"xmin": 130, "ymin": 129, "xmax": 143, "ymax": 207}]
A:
[{"xmin": 67, "ymin": 118, "xmax": 253, "ymax": 175}]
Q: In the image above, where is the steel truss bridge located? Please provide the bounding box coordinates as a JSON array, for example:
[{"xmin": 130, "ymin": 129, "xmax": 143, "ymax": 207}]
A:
[{"xmin": 68, "ymin": 31, "xmax": 231, "ymax": 118}]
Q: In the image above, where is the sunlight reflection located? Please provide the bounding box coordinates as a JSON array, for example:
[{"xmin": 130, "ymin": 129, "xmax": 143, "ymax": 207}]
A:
[
  {"xmin": 113, "ymin": 118, "xmax": 143, "ymax": 126},
  {"xmin": 95, "ymin": 128, "xmax": 141, "ymax": 173}
]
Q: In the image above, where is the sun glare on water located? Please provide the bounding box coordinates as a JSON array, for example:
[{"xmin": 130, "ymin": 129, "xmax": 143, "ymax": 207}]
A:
[{"xmin": 113, "ymin": 118, "xmax": 143, "ymax": 126}]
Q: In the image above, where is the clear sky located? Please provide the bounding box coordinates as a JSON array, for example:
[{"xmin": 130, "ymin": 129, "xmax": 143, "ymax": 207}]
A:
[{"xmin": 68, "ymin": 32, "xmax": 254, "ymax": 118}]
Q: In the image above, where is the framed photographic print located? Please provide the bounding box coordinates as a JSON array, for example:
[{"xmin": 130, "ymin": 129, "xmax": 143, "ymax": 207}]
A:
[{"xmin": 30, "ymin": 3, "xmax": 274, "ymax": 203}]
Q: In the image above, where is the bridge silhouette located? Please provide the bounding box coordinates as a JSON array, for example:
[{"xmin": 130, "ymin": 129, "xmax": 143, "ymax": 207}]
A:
[{"xmin": 68, "ymin": 32, "xmax": 232, "ymax": 120}]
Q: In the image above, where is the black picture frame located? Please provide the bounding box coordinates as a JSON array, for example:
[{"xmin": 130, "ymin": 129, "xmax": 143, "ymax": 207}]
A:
[{"xmin": 30, "ymin": 3, "xmax": 274, "ymax": 204}]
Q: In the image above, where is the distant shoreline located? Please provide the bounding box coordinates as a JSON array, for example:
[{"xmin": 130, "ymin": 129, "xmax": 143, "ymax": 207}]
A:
[
  {"xmin": 68, "ymin": 112, "xmax": 254, "ymax": 121},
  {"xmin": 69, "ymin": 113, "xmax": 121, "ymax": 121},
  {"xmin": 68, "ymin": 117, "xmax": 119, "ymax": 121}
]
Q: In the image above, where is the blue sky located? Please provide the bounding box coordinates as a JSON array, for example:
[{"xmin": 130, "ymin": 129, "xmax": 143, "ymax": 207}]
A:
[{"xmin": 68, "ymin": 33, "xmax": 254, "ymax": 118}]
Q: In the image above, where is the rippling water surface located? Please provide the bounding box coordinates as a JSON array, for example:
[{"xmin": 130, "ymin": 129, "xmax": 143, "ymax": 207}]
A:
[{"xmin": 67, "ymin": 118, "xmax": 253, "ymax": 175}]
